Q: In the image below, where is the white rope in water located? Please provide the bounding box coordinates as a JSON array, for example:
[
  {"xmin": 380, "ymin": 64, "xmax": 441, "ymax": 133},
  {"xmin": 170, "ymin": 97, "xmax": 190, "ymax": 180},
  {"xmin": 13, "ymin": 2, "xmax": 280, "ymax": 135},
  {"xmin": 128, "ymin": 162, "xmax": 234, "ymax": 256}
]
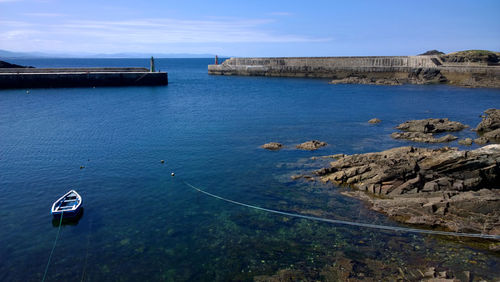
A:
[
  {"xmin": 42, "ymin": 212, "xmax": 63, "ymax": 282},
  {"xmin": 183, "ymin": 181, "xmax": 500, "ymax": 240}
]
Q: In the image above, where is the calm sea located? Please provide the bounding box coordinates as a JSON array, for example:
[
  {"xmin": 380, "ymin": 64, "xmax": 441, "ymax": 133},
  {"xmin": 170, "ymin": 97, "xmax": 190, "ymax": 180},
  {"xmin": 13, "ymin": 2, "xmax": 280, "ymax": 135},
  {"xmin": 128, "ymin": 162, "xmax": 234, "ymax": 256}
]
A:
[{"xmin": 1, "ymin": 58, "xmax": 499, "ymax": 281}]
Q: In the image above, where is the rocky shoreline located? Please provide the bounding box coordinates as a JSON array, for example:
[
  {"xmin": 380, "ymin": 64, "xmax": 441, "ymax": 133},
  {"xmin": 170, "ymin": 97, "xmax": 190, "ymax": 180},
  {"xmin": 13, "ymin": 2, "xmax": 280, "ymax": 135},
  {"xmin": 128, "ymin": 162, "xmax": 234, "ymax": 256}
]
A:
[
  {"xmin": 314, "ymin": 145, "xmax": 500, "ymax": 235},
  {"xmin": 329, "ymin": 67, "xmax": 448, "ymax": 86},
  {"xmin": 287, "ymin": 109, "xmax": 500, "ymax": 237}
]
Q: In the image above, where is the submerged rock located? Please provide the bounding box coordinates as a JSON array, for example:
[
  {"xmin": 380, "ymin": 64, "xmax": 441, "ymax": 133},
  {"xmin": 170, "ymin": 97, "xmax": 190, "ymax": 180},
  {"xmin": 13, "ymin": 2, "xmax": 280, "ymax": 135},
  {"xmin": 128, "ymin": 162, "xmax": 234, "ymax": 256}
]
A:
[
  {"xmin": 254, "ymin": 269, "xmax": 305, "ymax": 282},
  {"xmin": 310, "ymin": 153, "xmax": 346, "ymax": 160},
  {"xmin": 368, "ymin": 118, "xmax": 381, "ymax": 124},
  {"xmin": 311, "ymin": 145, "xmax": 500, "ymax": 235},
  {"xmin": 391, "ymin": 132, "xmax": 458, "ymax": 143},
  {"xmin": 261, "ymin": 142, "xmax": 283, "ymax": 150},
  {"xmin": 296, "ymin": 140, "xmax": 327, "ymax": 151},
  {"xmin": 396, "ymin": 118, "xmax": 467, "ymax": 133}
]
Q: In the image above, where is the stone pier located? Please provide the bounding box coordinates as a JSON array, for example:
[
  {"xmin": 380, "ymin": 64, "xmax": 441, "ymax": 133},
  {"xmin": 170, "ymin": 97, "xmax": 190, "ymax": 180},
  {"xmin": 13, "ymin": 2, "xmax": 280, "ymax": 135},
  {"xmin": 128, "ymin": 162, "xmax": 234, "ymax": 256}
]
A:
[
  {"xmin": 208, "ymin": 56, "xmax": 500, "ymax": 88},
  {"xmin": 0, "ymin": 67, "xmax": 168, "ymax": 88}
]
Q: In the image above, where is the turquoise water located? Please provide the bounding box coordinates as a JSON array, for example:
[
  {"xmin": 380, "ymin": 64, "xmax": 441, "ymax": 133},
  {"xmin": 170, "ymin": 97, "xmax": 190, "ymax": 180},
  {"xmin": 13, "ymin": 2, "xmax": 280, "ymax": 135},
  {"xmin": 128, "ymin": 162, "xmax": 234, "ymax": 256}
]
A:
[{"xmin": 1, "ymin": 58, "xmax": 499, "ymax": 281}]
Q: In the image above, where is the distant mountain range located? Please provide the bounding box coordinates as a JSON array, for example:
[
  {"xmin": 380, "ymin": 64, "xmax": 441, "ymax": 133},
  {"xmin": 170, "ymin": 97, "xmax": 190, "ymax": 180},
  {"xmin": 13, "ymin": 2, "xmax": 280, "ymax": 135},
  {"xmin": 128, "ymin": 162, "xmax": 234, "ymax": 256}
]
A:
[{"xmin": 0, "ymin": 49, "xmax": 223, "ymax": 59}]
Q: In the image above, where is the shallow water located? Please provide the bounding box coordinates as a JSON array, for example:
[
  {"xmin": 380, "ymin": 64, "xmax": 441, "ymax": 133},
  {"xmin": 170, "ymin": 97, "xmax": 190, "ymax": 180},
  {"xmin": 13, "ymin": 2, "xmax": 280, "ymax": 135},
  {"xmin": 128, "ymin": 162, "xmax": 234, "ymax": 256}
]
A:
[{"xmin": 1, "ymin": 58, "xmax": 499, "ymax": 281}]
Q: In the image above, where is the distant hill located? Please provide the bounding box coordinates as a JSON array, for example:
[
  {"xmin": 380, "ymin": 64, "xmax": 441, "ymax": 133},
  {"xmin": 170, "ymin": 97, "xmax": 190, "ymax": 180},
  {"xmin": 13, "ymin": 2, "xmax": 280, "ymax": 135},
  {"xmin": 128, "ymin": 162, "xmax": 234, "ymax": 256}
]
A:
[
  {"xmin": 0, "ymin": 50, "xmax": 54, "ymax": 58},
  {"xmin": 418, "ymin": 50, "xmax": 445, "ymax": 56},
  {"xmin": 0, "ymin": 60, "xmax": 32, "ymax": 68},
  {"xmin": 91, "ymin": 52, "xmax": 218, "ymax": 58},
  {"xmin": 0, "ymin": 49, "xmax": 222, "ymax": 59}
]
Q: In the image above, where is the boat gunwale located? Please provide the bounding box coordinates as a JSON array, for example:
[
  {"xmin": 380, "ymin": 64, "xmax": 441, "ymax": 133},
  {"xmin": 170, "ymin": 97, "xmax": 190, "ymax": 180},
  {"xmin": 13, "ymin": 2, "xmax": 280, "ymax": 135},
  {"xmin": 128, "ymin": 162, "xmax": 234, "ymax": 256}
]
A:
[{"xmin": 51, "ymin": 190, "xmax": 82, "ymax": 215}]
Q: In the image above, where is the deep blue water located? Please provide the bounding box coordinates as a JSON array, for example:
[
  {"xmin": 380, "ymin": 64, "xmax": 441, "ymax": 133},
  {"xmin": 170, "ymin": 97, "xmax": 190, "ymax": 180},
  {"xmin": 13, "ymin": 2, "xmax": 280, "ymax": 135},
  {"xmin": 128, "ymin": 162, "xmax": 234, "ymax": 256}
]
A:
[{"xmin": 1, "ymin": 58, "xmax": 499, "ymax": 281}]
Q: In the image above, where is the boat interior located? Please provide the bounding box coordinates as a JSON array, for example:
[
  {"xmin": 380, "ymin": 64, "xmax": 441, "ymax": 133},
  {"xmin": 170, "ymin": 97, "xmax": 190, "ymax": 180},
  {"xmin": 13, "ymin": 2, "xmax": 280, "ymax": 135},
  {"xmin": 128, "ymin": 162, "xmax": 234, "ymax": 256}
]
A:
[{"xmin": 55, "ymin": 193, "xmax": 79, "ymax": 211}]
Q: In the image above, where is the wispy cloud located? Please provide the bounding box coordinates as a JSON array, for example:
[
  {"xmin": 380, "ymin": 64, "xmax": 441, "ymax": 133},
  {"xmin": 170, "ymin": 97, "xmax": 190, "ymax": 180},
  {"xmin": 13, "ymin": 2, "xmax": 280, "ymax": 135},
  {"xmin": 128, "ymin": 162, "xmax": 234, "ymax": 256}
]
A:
[
  {"xmin": 269, "ymin": 12, "xmax": 293, "ymax": 16},
  {"xmin": 23, "ymin": 12, "xmax": 65, "ymax": 17},
  {"xmin": 0, "ymin": 16, "xmax": 331, "ymax": 53}
]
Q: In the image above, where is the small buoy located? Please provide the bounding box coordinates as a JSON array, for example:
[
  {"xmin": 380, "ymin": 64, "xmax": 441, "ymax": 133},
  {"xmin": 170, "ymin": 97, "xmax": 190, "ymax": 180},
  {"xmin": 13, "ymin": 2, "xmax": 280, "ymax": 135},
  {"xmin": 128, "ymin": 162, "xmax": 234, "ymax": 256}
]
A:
[
  {"xmin": 80, "ymin": 166, "xmax": 85, "ymax": 169},
  {"xmin": 161, "ymin": 160, "xmax": 165, "ymax": 164},
  {"xmin": 171, "ymin": 172, "xmax": 175, "ymax": 176}
]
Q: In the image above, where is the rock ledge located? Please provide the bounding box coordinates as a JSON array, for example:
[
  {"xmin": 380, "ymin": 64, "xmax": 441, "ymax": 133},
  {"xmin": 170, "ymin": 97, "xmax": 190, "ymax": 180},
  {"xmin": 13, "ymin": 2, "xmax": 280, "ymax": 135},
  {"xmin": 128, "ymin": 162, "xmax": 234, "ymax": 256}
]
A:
[{"xmin": 312, "ymin": 145, "xmax": 500, "ymax": 235}]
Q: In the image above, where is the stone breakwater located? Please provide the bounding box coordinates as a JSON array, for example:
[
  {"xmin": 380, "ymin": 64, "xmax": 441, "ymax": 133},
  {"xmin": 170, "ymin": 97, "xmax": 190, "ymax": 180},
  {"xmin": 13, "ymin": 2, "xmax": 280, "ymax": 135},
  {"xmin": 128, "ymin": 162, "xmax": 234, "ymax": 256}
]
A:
[
  {"xmin": 0, "ymin": 67, "xmax": 168, "ymax": 88},
  {"xmin": 208, "ymin": 56, "xmax": 500, "ymax": 88}
]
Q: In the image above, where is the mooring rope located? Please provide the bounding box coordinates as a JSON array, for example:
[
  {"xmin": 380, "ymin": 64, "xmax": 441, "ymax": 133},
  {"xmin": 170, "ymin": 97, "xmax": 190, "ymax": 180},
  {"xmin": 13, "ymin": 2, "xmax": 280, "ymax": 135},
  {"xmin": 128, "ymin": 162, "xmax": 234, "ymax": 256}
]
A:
[
  {"xmin": 42, "ymin": 211, "xmax": 64, "ymax": 282},
  {"xmin": 80, "ymin": 218, "xmax": 93, "ymax": 282},
  {"xmin": 43, "ymin": 165, "xmax": 86, "ymax": 281},
  {"xmin": 183, "ymin": 181, "xmax": 500, "ymax": 240}
]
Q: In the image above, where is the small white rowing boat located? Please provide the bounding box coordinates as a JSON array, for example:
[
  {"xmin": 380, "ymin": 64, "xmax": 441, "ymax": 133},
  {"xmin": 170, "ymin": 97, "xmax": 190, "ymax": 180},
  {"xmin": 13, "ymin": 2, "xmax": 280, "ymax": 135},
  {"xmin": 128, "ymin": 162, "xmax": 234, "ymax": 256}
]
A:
[{"xmin": 51, "ymin": 190, "xmax": 82, "ymax": 217}]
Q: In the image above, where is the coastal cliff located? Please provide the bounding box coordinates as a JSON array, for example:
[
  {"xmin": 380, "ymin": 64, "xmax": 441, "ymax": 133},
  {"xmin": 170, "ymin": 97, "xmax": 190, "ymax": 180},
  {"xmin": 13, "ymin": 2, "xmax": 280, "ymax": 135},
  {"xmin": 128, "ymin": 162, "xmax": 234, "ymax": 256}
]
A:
[{"xmin": 208, "ymin": 51, "xmax": 500, "ymax": 88}]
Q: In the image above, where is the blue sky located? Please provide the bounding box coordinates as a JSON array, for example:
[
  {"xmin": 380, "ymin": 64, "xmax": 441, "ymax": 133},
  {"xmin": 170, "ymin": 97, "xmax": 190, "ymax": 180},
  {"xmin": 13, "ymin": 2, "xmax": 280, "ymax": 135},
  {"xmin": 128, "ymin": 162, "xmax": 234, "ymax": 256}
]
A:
[{"xmin": 1, "ymin": 0, "xmax": 499, "ymax": 56}]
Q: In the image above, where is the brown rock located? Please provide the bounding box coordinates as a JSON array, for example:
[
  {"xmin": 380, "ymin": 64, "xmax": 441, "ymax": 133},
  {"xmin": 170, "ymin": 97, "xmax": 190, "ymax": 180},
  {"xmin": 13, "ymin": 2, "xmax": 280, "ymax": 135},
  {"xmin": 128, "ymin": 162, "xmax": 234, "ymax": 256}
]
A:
[
  {"xmin": 458, "ymin": 138, "xmax": 473, "ymax": 146},
  {"xmin": 483, "ymin": 128, "xmax": 500, "ymax": 140},
  {"xmin": 391, "ymin": 132, "xmax": 457, "ymax": 143},
  {"xmin": 296, "ymin": 140, "xmax": 327, "ymax": 151},
  {"xmin": 310, "ymin": 145, "xmax": 500, "ymax": 235},
  {"xmin": 261, "ymin": 142, "xmax": 283, "ymax": 150},
  {"xmin": 330, "ymin": 77, "xmax": 402, "ymax": 85},
  {"xmin": 310, "ymin": 153, "xmax": 345, "ymax": 160},
  {"xmin": 368, "ymin": 118, "xmax": 381, "ymax": 124},
  {"xmin": 475, "ymin": 109, "xmax": 500, "ymax": 132},
  {"xmin": 396, "ymin": 118, "xmax": 467, "ymax": 133},
  {"xmin": 424, "ymin": 267, "xmax": 436, "ymax": 278},
  {"xmin": 254, "ymin": 269, "xmax": 305, "ymax": 282},
  {"xmin": 474, "ymin": 137, "xmax": 489, "ymax": 145}
]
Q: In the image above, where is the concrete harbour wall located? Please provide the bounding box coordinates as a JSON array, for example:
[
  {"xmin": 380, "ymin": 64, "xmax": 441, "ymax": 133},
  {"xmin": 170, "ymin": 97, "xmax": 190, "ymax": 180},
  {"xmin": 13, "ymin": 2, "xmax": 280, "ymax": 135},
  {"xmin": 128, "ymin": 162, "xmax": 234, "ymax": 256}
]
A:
[
  {"xmin": 208, "ymin": 56, "xmax": 500, "ymax": 88},
  {"xmin": 0, "ymin": 68, "xmax": 168, "ymax": 88}
]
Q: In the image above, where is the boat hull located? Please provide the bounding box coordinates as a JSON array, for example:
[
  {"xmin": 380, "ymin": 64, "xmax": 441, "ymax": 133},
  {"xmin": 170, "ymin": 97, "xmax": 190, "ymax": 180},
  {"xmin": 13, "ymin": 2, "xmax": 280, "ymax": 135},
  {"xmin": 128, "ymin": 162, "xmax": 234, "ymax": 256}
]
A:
[
  {"xmin": 51, "ymin": 190, "xmax": 83, "ymax": 218},
  {"xmin": 52, "ymin": 206, "xmax": 82, "ymax": 218}
]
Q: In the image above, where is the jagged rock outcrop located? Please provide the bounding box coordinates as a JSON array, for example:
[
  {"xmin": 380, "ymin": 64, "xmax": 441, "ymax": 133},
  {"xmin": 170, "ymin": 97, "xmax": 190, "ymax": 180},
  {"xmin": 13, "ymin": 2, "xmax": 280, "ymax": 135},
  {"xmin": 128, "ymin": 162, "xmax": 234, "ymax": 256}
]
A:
[
  {"xmin": 368, "ymin": 118, "xmax": 381, "ymax": 124},
  {"xmin": 391, "ymin": 118, "xmax": 466, "ymax": 143},
  {"xmin": 261, "ymin": 142, "xmax": 283, "ymax": 150},
  {"xmin": 391, "ymin": 132, "xmax": 457, "ymax": 143},
  {"xmin": 330, "ymin": 77, "xmax": 402, "ymax": 86},
  {"xmin": 484, "ymin": 128, "xmax": 500, "ymax": 139},
  {"xmin": 476, "ymin": 109, "xmax": 500, "ymax": 133},
  {"xmin": 296, "ymin": 140, "xmax": 327, "ymax": 151},
  {"xmin": 407, "ymin": 68, "xmax": 447, "ymax": 84},
  {"xmin": 312, "ymin": 145, "xmax": 500, "ymax": 235},
  {"xmin": 396, "ymin": 118, "xmax": 467, "ymax": 133},
  {"xmin": 329, "ymin": 69, "xmax": 448, "ymax": 85},
  {"xmin": 474, "ymin": 109, "xmax": 500, "ymax": 144}
]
